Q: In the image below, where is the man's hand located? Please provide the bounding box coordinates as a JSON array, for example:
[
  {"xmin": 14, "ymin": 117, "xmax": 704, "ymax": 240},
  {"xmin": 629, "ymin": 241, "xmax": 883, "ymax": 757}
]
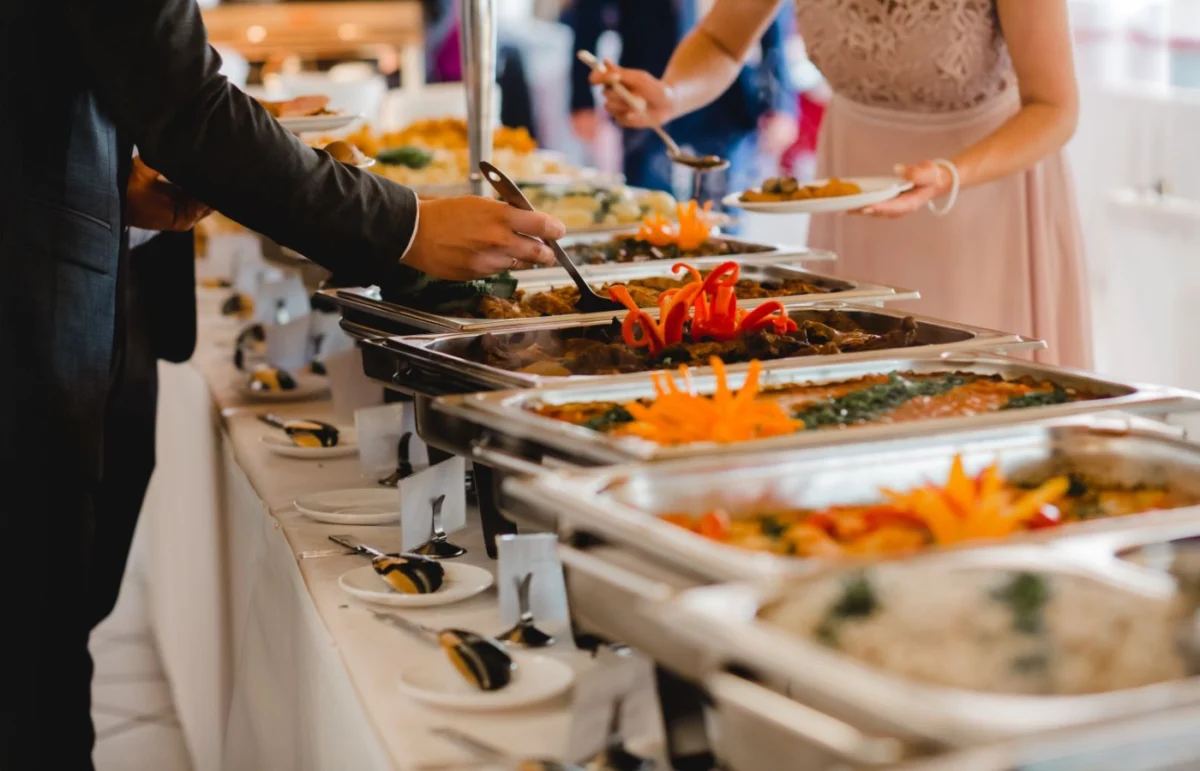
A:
[
  {"xmin": 126, "ymin": 156, "xmax": 212, "ymax": 231},
  {"xmin": 402, "ymin": 197, "xmax": 566, "ymax": 281}
]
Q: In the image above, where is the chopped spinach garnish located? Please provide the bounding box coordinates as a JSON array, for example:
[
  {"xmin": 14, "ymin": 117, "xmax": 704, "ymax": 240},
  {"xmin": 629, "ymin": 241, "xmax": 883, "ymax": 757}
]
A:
[
  {"xmin": 815, "ymin": 573, "xmax": 878, "ymax": 647},
  {"xmin": 759, "ymin": 514, "xmax": 788, "ymax": 539},
  {"xmin": 582, "ymin": 406, "xmax": 635, "ymax": 433},
  {"xmin": 1066, "ymin": 475, "xmax": 1089, "ymax": 498},
  {"xmin": 991, "ymin": 573, "xmax": 1050, "ymax": 634},
  {"xmin": 1000, "ymin": 387, "xmax": 1072, "ymax": 411},
  {"xmin": 792, "ymin": 372, "xmax": 971, "ymax": 429}
]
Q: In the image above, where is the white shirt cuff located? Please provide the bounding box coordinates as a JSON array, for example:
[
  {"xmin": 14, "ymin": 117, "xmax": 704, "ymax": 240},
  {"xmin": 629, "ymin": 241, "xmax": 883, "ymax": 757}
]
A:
[{"xmin": 399, "ymin": 202, "xmax": 420, "ymax": 262}]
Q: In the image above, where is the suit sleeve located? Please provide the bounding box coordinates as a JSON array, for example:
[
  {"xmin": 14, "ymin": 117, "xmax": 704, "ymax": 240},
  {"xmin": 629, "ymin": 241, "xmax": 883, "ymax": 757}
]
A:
[
  {"xmin": 68, "ymin": 0, "xmax": 417, "ymax": 286},
  {"xmin": 565, "ymin": 0, "xmax": 611, "ymax": 113}
]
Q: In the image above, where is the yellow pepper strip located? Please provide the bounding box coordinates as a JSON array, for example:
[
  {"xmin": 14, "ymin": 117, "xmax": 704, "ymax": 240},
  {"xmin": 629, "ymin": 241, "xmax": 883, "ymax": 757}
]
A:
[{"xmin": 612, "ymin": 357, "xmax": 802, "ymax": 446}]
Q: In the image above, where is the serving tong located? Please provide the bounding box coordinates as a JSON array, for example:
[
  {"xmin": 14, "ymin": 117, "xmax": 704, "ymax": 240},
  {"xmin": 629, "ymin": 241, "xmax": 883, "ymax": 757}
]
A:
[
  {"xmin": 479, "ymin": 161, "xmax": 625, "ymax": 314},
  {"xmin": 576, "ymin": 51, "xmax": 728, "ymax": 173}
]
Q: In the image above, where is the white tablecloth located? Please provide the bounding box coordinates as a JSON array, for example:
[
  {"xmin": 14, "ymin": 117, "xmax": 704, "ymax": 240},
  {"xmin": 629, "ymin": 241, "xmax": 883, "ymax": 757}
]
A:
[{"xmin": 135, "ymin": 300, "xmax": 666, "ymax": 771}]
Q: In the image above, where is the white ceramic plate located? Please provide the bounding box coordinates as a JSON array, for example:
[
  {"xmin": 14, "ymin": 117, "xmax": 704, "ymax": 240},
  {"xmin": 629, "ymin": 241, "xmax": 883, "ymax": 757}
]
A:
[
  {"xmin": 397, "ymin": 652, "xmax": 574, "ymax": 710},
  {"xmin": 238, "ymin": 373, "xmax": 329, "ymax": 403},
  {"xmin": 294, "ymin": 488, "xmax": 399, "ymax": 525},
  {"xmin": 277, "ymin": 113, "xmax": 363, "ymax": 134},
  {"xmin": 723, "ymin": 176, "xmax": 915, "ymax": 214},
  {"xmin": 340, "ymin": 562, "xmax": 493, "ymax": 608},
  {"xmin": 260, "ymin": 427, "xmax": 356, "ymax": 459}
]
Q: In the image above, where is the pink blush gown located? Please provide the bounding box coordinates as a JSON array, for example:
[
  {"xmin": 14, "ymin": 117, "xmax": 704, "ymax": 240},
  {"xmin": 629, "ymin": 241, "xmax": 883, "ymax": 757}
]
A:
[{"xmin": 798, "ymin": 0, "xmax": 1093, "ymax": 369}]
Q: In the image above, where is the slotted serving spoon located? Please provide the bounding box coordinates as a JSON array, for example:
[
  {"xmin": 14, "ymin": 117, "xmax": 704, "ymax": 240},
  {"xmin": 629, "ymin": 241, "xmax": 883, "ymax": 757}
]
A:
[
  {"xmin": 577, "ymin": 50, "xmax": 729, "ymax": 173},
  {"xmin": 479, "ymin": 161, "xmax": 625, "ymax": 314}
]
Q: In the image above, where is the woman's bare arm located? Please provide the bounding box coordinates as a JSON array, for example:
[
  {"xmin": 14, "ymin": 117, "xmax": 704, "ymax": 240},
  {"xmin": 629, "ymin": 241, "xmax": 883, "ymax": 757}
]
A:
[
  {"xmin": 594, "ymin": 0, "xmax": 784, "ymax": 127},
  {"xmin": 867, "ymin": 0, "xmax": 1080, "ymax": 216}
]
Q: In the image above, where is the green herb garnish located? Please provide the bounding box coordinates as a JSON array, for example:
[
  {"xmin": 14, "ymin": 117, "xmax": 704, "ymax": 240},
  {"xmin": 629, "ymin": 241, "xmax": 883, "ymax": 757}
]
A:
[
  {"xmin": 375, "ymin": 145, "xmax": 434, "ymax": 169},
  {"xmin": 582, "ymin": 406, "xmax": 635, "ymax": 433},
  {"xmin": 815, "ymin": 573, "xmax": 878, "ymax": 647},
  {"xmin": 759, "ymin": 514, "xmax": 788, "ymax": 539},
  {"xmin": 1000, "ymin": 387, "xmax": 1072, "ymax": 411},
  {"xmin": 792, "ymin": 372, "xmax": 971, "ymax": 429},
  {"xmin": 991, "ymin": 573, "xmax": 1050, "ymax": 634}
]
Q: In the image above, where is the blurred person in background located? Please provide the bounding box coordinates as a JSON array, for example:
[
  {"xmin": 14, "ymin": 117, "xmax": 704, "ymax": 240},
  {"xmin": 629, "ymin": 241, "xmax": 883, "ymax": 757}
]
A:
[
  {"xmin": 591, "ymin": 0, "xmax": 1090, "ymax": 368},
  {"xmin": 565, "ymin": 0, "xmax": 796, "ymax": 200},
  {"xmin": 1, "ymin": 1, "xmax": 565, "ymax": 767}
]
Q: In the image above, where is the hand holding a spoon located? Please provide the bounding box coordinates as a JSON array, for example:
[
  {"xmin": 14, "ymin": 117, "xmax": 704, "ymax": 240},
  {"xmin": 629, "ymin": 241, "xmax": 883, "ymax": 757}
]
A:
[{"xmin": 586, "ymin": 57, "xmax": 677, "ymax": 129}]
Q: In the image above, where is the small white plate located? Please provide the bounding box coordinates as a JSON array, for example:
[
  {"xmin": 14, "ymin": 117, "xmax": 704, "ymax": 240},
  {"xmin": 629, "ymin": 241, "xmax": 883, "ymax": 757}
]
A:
[
  {"xmin": 295, "ymin": 488, "xmax": 399, "ymax": 525},
  {"xmin": 260, "ymin": 426, "xmax": 356, "ymax": 459},
  {"xmin": 397, "ymin": 652, "xmax": 574, "ymax": 710},
  {"xmin": 339, "ymin": 563, "xmax": 494, "ymax": 607},
  {"xmin": 277, "ymin": 113, "xmax": 363, "ymax": 134},
  {"xmin": 724, "ymin": 176, "xmax": 915, "ymax": 214},
  {"xmin": 238, "ymin": 373, "xmax": 329, "ymax": 403}
]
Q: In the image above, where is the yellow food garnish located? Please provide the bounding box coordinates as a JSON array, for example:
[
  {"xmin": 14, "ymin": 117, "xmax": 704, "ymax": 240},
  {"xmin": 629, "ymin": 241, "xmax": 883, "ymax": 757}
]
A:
[
  {"xmin": 634, "ymin": 200, "xmax": 714, "ymax": 250},
  {"xmin": 879, "ymin": 456, "xmax": 1070, "ymax": 545},
  {"xmin": 614, "ymin": 357, "xmax": 803, "ymax": 445}
]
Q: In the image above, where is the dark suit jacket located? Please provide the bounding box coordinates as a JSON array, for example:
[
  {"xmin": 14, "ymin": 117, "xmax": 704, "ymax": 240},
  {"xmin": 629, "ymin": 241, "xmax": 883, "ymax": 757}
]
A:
[
  {"xmin": 566, "ymin": 0, "xmax": 793, "ymax": 143},
  {"xmin": 0, "ymin": 0, "xmax": 419, "ymax": 481}
]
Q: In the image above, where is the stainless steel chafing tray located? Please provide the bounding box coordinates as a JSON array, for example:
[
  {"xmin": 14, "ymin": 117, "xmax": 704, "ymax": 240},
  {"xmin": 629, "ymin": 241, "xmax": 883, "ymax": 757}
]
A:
[
  {"xmin": 432, "ymin": 353, "xmax": 1200, "ymax": 468},
  {"xmin": 653, "ymin": 519, "xmax": 1200, "ymax": 769},
  {"xmin": 321, "ymin": 260, "xmax": 914, "ymax": 336},
  {"xmin": 508, "ymin": 418, "xmax": 1200, "ymax": 584},
  {"xmin": 353, "ymin": 303, "xmax": 1044, "ymax": 402},
  {"xmin": 550, "ymin": 232, "xmax": 826, "ymax": 267}
]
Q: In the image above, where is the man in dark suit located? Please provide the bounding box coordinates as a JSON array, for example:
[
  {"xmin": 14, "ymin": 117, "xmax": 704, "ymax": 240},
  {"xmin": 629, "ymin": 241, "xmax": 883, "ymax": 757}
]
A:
[
  {"xmin": 565, "ymin": 0, "xmax": 794, "ymax": 197},
  {"xmin": 0, "ymin": 1, "xmax": 565, "ymax": 767}
]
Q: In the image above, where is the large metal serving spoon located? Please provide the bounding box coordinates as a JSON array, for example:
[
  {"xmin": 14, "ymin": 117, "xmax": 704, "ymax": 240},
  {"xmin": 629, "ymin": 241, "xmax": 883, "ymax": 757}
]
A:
[
  {"xmin": 577, "ymin": 51, "xmax": 729, "ymax": 173},
  {"xmin": 480, "ymin": 161, "xmax": 625, "ymax": 314},
  {"xmin": 370, "ymin": 610, "xmax": 517, "ymax": 692}
]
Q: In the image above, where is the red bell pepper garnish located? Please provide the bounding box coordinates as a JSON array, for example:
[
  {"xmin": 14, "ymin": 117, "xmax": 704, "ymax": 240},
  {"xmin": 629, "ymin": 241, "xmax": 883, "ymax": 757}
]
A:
[
  {"xmin": 802, "ymin": 511, "xmax": 839, "ymax": 535},
  {"xmin": 660, "ymin": 283, "xmax": 703, "ymax": 344},
  {"xmin": 699, "ymin": 261, "xmax": 740, "ymax": 298},
  {"xmin": 1026, "ymin": 505, "xmax": 1063, "ymax": 530},
  {"xmin": 738, "ymin": 301, "xmax": 789, "ymax": 333},
  {"xmin": 672, "ymin": 262, "xmax": 703, "ymax": 283},
  {"xmin": 623, "ymin": 310, "xmax": 666, "ymax": 352},
  {"xmin": 608, "ymin": 284, "xmax": 642, "ymax": 313}
]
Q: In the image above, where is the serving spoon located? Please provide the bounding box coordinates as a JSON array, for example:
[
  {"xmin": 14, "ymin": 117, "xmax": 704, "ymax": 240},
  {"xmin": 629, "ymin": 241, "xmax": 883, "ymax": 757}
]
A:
[
  {"xmin": 480, "ymin": 161, "xmax": 624, "ymax": 314},
  {"xmin": 370, "ymin": 609, "xmax": 517, "ymax": 691},
  {"xmin": 577, "ymin": 51, "xmax": 729, "ymax": 173}
]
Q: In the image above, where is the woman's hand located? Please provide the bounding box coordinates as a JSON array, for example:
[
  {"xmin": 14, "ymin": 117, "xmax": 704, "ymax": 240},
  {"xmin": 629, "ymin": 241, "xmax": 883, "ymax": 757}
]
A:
[
  {"xmin": 588, "ymin": 59, "xmax": 676, "ymax": 128},
  {"xmin": 126, "ymin": 156, "xmax": 213, "ymax": 231},
  {"xmin": 858, "ymin": 161, "xmax": 954, "ymax": 218}
]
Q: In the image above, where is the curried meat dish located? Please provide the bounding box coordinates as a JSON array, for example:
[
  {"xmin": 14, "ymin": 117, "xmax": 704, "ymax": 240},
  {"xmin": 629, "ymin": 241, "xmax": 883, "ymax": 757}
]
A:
[
  {"xmin": 468, "ymin": 311, "xmax": 923, "ymax": 377},
  {"xmin": 741, "ymin": 177, "xmax": 863, "ymax": 203},
  {"xmin": 468, "ymin": 273, "xmax": 832, "ymax": 320}
]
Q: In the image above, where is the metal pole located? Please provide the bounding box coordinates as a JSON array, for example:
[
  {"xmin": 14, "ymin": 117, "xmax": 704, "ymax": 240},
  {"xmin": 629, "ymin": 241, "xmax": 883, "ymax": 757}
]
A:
[{"xmin": 460, "ymin": 0, "xmax": 497, "ymax": 196}]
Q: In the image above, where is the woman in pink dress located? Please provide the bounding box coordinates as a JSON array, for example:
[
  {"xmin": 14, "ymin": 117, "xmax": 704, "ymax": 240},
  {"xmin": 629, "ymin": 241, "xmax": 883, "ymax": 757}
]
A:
[{"xmin": 592, "ymin": 0, "xmax": 1092, "ymax": 368}]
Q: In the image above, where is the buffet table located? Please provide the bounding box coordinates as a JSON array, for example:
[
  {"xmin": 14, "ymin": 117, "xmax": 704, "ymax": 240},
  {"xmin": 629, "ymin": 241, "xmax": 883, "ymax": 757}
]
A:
[{"xmin": 135, "ymin": 295, "xmax": 667, "ymax": 771}]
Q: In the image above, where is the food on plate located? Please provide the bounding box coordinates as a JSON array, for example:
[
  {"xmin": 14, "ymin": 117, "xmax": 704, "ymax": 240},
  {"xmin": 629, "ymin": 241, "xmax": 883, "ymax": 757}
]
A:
[
  {"xmin": 380, "ymin": 271, "xmax": 519, "ymax": 314},
  {"xmin": 248, "ymin": 366, "xmax": 297, "ymax": 393},
  {"xmin": 375, "ymin": 145, "xmax": 435, "ymax": 169},
  {"xmin": 660, "ymin": 455, "xmax": 1190, "ymax": 558},
  {"xmin": 563, "ymin": 201, "xmax": 762, "ymax": 263},
  {"xmin": 533, "ymin": 367, "xmax": 1099, "ymax": 441},
  {"xmin": 763, "ymin": 566, "xmax": 1189, "ymax": 695},
  {"xmin": 740, "ymin": 177, "xmax": 863, "ymax": 203},
  {"xmin": 221, "ymin": 293, "xmax": 255, "ymax": 319},
  {"xmin": 257, "ymin": 95, "xmax": 336, "ymax": 118},
  {"xmin": 321, "ymin": 140, "xmax": 369, "ymax": 166},
  {"xmin": 364, "ymin": 118, "xmax": 537, "ymax": 154},
  {"xmin": 401, "ymin": 263, "xmax": 831, "ymax": 320},
  {"xmin": 438, "ymin": 629, "xmax": 515, "ymax": 691},
  {"xmin": 233, "ymin": 323, "xmax": 265, "ymax": 371},
  {"xmin": 372, "ymin": 555, "xmax": 445, "ymax": 595},
  {"xmin": 525, "ymin": 185, "xmax": 676, "ymax": 230}
]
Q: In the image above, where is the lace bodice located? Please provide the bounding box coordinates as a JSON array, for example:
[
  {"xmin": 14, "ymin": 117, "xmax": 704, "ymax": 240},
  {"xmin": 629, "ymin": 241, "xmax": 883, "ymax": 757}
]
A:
[{"xmin": 795, "ymin": 0, "xmax": 1016, "ymax": 113}]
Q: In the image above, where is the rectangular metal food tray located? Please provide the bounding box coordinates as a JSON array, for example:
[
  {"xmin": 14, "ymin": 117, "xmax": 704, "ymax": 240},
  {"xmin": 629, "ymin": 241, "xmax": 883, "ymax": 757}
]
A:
[
  {"xmin": 322, "ymin": 260, "xmax": 914, "ymax": 336},
  {"xmin": 660, "ymin": 516, "xmax": 1200, "ymax": 754},
  {"xmin": 434, "ymin": 353, "xmax": 1200, "ymax": 466},
  {"xmin": 549, "ymin": 232, "xmax": 830, "ymax": 268},
  {"xmin": 506, "ymin": 417, "xmax": 1200, "ymax": 584},
  {"xmin": 355, "ymin": 303, "xmax": 1045, "ymax": 399}
]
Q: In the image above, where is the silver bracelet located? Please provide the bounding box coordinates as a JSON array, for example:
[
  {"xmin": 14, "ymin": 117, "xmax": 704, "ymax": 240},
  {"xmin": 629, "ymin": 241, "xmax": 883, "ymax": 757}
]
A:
[{"xmin": 927, "ymin": 159, "xmax": 960, "ymax": 217}]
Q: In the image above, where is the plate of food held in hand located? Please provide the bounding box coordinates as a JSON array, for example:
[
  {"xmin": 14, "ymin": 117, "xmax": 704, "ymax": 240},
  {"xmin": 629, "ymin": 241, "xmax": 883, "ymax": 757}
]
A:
[
  {"xmin": 726, "ymin": 176, "xmax": 913, "ymax": 214},
  {"xmin": 257, "ymin": 94, "xmax": 361, "ymax": 134}
]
